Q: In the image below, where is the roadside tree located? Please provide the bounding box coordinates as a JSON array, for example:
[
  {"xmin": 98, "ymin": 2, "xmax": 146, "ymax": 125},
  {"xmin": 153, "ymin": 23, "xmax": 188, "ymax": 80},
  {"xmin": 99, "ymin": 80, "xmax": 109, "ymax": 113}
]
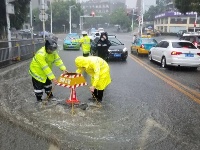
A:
[
  {"xmin": 33, "ymin": 0, "xmax": 83, "ymax": 33},
  {"xmin": 110, "ymin": 8, "xmax": 131, "ymax": 31},
  {"xmin": 174, "ymin": 0, "xmax": 200, "ymax": 14},
  {"xmin": 0, "ymin": 0, "xmax": 30, "ymax": 38}
]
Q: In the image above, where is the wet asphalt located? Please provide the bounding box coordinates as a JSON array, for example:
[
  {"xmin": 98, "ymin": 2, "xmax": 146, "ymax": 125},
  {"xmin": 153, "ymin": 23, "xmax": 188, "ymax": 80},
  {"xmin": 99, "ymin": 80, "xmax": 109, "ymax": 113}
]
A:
[{"xmin": 0, "ymin": 33, "xmax": 200, "ymax": 150}]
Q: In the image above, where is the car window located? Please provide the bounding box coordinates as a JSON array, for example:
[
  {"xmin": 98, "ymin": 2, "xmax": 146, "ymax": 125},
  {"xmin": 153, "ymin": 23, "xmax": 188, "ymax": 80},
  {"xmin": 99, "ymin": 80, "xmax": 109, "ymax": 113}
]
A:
[
  {"xmin": 162, "ymin": 41, "xmax": 169, "ymax": 48},
  {"xmin": 156, "ymin": 41, "xmax": 164, "ymax": 47},
  {"xmin": 141, "ymin": 39, "xmax": 158, "ymax": 44},
  {"xmin": 172, "ymin": 42, "xmax": 197, "ymax": 49}
]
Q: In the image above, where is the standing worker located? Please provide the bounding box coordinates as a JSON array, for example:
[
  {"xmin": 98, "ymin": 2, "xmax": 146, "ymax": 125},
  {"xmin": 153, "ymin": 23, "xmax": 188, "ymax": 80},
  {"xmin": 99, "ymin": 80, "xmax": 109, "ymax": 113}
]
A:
[
  {"xmin": 79, "ymin": 31, "xmax": 91, "ymax": 57},
  {"xmin": 29, "ymin": 38, "xmax": 68, "ymax": 102},
  {"xmin": 75, "ymin": 56, "xmax": 111, "ymax": 103},
  {"xmin": 95, "ymin": 32, "xmax": 111, "ymax": 60}
]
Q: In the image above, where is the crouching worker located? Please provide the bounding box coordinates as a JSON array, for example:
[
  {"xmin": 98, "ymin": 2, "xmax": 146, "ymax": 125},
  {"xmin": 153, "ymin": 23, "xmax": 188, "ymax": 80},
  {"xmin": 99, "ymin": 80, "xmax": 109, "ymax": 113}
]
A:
[
  {"xmin": 29, "ymin": 38, "xmax": 68, "ymax": 102},
  {"xmin": 75, "ymin": 56, "xmax": 111, "ymax": 103}
]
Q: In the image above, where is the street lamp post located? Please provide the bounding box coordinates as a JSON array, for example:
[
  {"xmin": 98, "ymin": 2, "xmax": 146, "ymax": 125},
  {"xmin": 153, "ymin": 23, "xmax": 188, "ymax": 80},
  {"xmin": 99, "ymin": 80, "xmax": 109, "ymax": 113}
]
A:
[{"xmin": 69, "ymin": 5, "xmax": 75, "ymax": 34}]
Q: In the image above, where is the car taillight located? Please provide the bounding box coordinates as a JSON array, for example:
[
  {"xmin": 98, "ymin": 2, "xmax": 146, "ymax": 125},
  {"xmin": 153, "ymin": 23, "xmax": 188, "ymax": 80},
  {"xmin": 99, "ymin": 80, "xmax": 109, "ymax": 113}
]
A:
[
  {"xmin": 140, "ymin": 44, "xmax": 144, "ymax": 48},
  {"xmin": 171, "ymin": 51, "xmax": 182, "ymax": 55},
  {"xmin": 194, "ymin": 42, "xmax": 198, "ymax": 47},
  {"xmin": 197, "ymin": 53, "xmax": 200, "ymax": 56}
]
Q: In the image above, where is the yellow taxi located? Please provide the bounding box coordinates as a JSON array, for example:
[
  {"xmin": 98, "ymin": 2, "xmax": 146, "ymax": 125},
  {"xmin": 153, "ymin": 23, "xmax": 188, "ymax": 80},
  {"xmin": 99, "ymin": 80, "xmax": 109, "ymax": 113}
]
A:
[{"xmin": 131, "ymin": 36, "xmax": 158, "ymax": 55}]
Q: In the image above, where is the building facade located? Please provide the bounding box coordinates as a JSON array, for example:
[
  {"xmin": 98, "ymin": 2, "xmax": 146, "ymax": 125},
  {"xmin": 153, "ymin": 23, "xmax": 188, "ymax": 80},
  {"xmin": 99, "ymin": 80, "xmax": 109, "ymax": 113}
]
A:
[{"xmin": 154, "ymin": 11, "xmax": 199, "ymax": 33}]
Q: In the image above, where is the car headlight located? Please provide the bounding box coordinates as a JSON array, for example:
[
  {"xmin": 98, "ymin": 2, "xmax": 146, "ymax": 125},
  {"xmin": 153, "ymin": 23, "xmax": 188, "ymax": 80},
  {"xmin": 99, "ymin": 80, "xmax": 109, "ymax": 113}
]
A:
[
  {"xmin": 108, "ymin": 49, "xmax": 111, "ymax": 52},
  {"xmin": 123, "ymin": 47, "xmax": 127, "ymax": 52}
]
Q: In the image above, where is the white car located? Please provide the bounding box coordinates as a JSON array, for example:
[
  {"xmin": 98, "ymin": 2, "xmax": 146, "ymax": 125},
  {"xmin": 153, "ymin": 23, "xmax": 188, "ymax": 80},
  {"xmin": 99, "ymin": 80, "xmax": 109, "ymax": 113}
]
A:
[
  {"xmin": 98, "ymin": 28, "xmax": 104, "ymax": 33},
  {"xmin": 148, "ymin": 39, "xmax": 200, "ymax": 69},
  {"xmin": 88, "ymin": 32, "xmax": 100, "ymax": 40}
]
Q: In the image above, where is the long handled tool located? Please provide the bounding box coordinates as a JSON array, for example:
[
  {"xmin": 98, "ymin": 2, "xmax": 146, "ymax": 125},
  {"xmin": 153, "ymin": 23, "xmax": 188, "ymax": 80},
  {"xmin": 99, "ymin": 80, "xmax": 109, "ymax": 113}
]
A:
[
  {"xmin": 42, "ymin": 84, "xmax": 57, "ymax": 106},
  {"xmin": 89, "ymin": 86, "xmax": 102, "ymax": 108}
]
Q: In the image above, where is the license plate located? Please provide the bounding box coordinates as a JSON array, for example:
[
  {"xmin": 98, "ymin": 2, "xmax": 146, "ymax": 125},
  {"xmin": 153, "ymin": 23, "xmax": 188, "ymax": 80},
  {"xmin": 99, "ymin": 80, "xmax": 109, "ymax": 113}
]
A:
[
  {"xmin": 185, "ymin": 53, "xmax": 194, "ymax": 57},
  {"xmin": 68, "ymin": 45, "xmax": 74, "ymax": 48},
  {"xmin": 114, "ymin": 53, "xmax": 121, "ymax": 57}
]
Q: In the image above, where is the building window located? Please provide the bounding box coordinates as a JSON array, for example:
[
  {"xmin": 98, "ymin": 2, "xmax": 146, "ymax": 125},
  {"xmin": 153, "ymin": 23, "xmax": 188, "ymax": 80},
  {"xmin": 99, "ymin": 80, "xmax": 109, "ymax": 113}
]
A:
[{"xmin": 170, "ymin": 18, "xmax": 187, "ymax": 24}]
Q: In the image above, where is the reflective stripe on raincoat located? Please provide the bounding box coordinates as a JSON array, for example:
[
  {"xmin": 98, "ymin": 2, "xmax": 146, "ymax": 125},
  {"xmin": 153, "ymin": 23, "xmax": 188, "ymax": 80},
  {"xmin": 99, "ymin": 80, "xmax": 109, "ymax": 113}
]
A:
[
  {"xmin": 79, "ymin": 36, "xmax": 91, "ymax": 54},
  {"xmin": 29, "ymin": 46, "xmax": 66, "ymax": 83},
  {"xmin": 75, "ymin": 56, "xmax": 111, "ymax": 90}
]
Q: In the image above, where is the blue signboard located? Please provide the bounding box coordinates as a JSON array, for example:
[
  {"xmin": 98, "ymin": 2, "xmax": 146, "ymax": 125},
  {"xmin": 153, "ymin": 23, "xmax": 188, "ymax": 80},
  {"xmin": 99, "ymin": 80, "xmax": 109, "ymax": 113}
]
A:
[{"xmin": 155, "ymin": 11, "xmax": 197, "ymax": 19}]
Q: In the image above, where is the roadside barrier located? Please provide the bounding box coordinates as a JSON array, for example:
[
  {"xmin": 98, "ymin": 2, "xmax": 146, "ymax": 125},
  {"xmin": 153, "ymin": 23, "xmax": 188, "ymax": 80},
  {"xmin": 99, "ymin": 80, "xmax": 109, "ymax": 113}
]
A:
[{"xmin": 0, "ymin": 39, "xmax": 44, "ymax": 68}]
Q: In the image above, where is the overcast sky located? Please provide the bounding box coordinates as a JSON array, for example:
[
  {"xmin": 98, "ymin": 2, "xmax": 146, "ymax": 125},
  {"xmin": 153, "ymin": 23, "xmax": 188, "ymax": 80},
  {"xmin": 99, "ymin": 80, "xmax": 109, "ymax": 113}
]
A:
[{"xmin": 126, "ymin": 0, "xmax": 156, "ymax": 9}]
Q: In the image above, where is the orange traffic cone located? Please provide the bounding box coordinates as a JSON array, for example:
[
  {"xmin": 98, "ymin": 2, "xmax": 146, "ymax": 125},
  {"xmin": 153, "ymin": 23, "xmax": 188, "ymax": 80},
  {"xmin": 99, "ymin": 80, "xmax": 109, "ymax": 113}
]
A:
[{"xmin": 66, "ymin": 87, "xmax": 80, "ymax": 104}]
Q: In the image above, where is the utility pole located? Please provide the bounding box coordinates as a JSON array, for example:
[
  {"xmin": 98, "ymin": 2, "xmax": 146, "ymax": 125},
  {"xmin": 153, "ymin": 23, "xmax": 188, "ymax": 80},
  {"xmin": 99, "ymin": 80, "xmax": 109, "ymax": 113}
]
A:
[
  {"xmin": 69, "ymin": 5, "xmax": 75, "ymax": 34},
  {"xmin": 132, "ymin": 8, "xmax": 134, "ymax": 33},
  {"xmin": 140, "ymin": 0, "xmax": 144, "ymax": 35},
  {"xmin": 5, "ymin": 0, "xmax": 12, "ymax": 48},
  {"xmin": 30, "ymin": 0, "xmax": 33, "ymax": 39}
]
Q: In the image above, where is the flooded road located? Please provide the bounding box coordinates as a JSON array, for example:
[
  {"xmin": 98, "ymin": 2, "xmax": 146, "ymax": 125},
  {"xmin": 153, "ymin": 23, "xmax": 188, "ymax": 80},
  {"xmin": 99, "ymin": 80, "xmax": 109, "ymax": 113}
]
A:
[{"xmin": 1, "ymin": 33, "xmax": 200, "ymax": 150}]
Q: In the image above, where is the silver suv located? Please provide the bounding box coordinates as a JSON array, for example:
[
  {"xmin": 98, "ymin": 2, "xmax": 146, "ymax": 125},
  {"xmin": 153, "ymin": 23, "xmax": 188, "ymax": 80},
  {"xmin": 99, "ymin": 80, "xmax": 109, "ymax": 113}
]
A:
[{"xmin": 180, "ymin": 33, "xmax": 200, "ymax": 48}]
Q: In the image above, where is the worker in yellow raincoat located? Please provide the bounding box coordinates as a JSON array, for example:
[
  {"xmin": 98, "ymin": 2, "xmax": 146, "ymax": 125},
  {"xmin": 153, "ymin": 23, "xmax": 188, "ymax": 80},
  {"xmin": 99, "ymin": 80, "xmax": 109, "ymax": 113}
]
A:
[
  {"xmin": 79, "ymin": 31, "xmax": 91, "ymax": 57},
  {"xmin": 29, "ymin": 38, "xmax": 68, "ymax": 102},
  {"xmin": 75, "ymin": 56, "xmax": 111, "ymax": 103}
]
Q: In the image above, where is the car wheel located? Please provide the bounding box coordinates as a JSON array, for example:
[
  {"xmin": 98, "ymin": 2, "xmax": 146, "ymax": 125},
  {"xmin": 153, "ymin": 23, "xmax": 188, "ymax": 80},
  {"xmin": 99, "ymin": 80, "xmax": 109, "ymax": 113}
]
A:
[
  {"xmin": 148, "ymin": 52, "xmax": 152, "ymax": 61},
  {"xmin": 161, "ymin": 57, "xmax": 167, "ymax": 68}
]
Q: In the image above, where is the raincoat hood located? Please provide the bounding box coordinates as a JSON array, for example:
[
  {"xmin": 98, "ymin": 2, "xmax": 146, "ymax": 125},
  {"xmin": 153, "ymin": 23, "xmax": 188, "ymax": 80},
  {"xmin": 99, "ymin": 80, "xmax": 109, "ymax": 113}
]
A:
[{"xmin": 75, "ymin": 56, "xmax": 89, "ymax": 69}]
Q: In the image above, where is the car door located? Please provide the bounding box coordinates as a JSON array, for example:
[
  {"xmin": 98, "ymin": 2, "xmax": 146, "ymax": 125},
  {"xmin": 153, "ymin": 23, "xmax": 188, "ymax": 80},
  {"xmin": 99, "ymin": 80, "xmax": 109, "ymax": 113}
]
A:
[
  {"xmin": 157, "ymin": 41, "xmax": 169, "ymax": 62},
  {"xmin": 151, "ymin": 41, "xmax": 164, "ymax": 61}
]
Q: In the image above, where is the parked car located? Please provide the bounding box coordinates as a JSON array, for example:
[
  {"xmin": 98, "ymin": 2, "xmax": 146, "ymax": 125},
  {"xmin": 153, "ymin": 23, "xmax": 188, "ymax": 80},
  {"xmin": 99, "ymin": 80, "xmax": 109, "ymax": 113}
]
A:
[
  {"xmin": 131, "ymin": 36, "xmax": 158, "ymax": 55},
  {"xmin": 38, "ymin": 31, "xmax": 50, "ymax": 38},
  {"xmin": 177, "ymin": 30, "xmax": 187, "ymax": 37},
  {"xmin": 19, "ymin": 30, "xmax": 38, "ymax": 38},
  {"xmin": 180, "ymin": 32, "xmax": 200, "ymax": 48},
  {"xmin": 148, "ymin": 39, "xmax": 200, "ymax": 69},
  {"xmin": 91, "ymin": 35, "xmax": 128, "ymax": 61},
  {"xmin": 63, "ymin": 33, "xmax": 80, "ymax": 50}
]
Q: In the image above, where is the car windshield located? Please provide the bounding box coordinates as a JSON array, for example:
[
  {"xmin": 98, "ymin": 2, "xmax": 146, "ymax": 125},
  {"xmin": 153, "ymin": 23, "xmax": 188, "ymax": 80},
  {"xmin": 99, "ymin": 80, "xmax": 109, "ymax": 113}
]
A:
[
  {"xmin": 172, "ymin": 42, "xmax": 197, "ymax": 49},
  {"xmin": 66, "ymin": 35, "xmax": 79, "ymax": 40},
  {"xmin": 141, "ymin": 39, "xmax": 157, "ymax": 44},
  {"xmin": 108, "ymin": 37, "xmax": 122, "ymax": 46}
]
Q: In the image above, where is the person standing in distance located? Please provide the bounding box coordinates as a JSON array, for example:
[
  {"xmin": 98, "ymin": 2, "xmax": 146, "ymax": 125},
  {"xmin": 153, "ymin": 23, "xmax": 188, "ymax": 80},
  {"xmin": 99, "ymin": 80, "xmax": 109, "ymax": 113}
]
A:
[
  {"xmin": 79, "ymin": 31, "xmax": 92, "ymax": 57},
  {"xmin": 29, "ymin": 38, "xmax": 68, "ymax": 102},
  {"xmin": 75, "ymin": 56, "xmax": 111, "ymax": 103},
  {"xmin": 96, "ymin": 32, "xmax": 111, "ymax": 61}
]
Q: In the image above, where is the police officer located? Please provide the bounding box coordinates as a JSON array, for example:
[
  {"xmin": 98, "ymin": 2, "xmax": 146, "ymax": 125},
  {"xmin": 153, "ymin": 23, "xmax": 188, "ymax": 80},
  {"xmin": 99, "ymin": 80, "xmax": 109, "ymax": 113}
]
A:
[
  {"xmin": 29, "ymin": 38, "xmax": 68, "ymax": 102},
  {"xmin": 79, "ymin": 31, "xmax": 91, "ymax": 57},
  {"xmin": 96, "ymin": 32, "xmax": 111, "ymax": 60}
]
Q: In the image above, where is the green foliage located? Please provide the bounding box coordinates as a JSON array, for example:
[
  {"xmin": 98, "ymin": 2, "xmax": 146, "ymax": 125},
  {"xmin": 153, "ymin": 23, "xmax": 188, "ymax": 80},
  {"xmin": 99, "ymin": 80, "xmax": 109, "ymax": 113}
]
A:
[
  {"xmin": 110, "ymin": 8, "xmax": 131, "ymax": 29},
  {"xmin": 0, "ymin": 0, "xmax": 30, "ymax": 30},
  {"xmin": 174, "ymin": 0, "xmax": 200, "ymax": 14},
  {"xmin": 143, "ymin": 1, "xmax": 166, "ymax": 22},
  {"xmin": 33, "ymin": 0, "xmax": 83, "ymax": 32}
]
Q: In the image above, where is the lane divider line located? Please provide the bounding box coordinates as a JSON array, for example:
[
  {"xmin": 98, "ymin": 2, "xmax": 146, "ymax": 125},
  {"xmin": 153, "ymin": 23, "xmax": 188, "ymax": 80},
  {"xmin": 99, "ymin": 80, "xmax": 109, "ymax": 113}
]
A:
[{"xmin": 129, "ymin": 54, "xmax": 200, "ymax": 104}]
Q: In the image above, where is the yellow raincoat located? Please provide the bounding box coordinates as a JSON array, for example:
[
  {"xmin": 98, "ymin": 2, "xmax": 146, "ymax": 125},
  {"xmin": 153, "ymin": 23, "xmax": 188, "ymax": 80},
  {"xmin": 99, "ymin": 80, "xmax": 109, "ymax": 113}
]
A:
[
  {"xmin": 29, "ymin": 47, "xmax": 66, "ymax": 83},
  {"xmin": 75, "ymin": 56, "xmax": 111, "ymax": 90},
  {"xmin": 79, "ymin": 36, "xmax": 91, "ymax": 54}
]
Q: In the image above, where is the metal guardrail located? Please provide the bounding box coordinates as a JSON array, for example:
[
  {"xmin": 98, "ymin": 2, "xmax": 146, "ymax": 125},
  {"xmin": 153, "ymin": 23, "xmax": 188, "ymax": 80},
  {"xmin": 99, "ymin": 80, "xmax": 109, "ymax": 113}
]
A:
[{"xmin": 0, "ymin": 39, "xmax": 44, "ymax": 68}]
